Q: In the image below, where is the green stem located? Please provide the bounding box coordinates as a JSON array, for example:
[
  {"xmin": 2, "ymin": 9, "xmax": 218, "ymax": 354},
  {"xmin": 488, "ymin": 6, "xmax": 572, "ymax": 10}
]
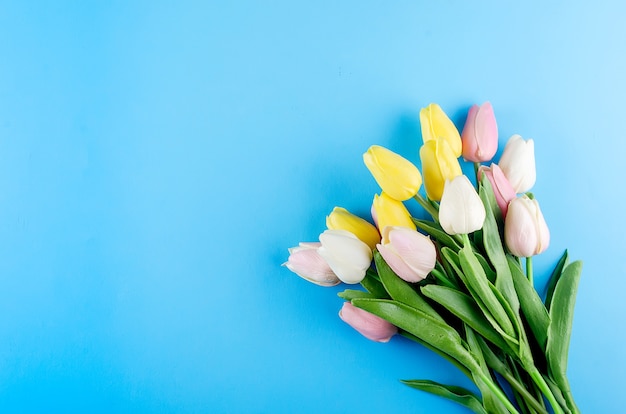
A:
[
  {"xmin": 500, "ymin": 367, "xmax": 548, "ymax": 414},
  {"xmin": 414, "ymin": 194, "xmax": 439, "ymax": 222},
  {"xmin": 526, "ymin": 256, "xmax": 533, "ymax": 285},
  {"xmin": 474, "ymin": 371, "xmax": 520, "ymax": 414},
  {"xmin": 474, "ymin": 162, "xmax": 481, "ymax": 187},
  {"xmin": 528, "ymin": 367, "xmax": 564, "ymax": 414}
]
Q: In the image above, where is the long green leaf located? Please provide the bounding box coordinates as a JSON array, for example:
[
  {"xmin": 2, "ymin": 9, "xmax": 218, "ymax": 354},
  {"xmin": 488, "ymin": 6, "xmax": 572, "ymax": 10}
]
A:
[
  {"xmin": 546, "ymin": 261, "xmax": 582, "ymax": 393},
  {"xmin": 465, "ymin": 327, "xmax": 509, "ymax": 414},
  {"xmin": 479, "ymin": 178, "xmax": 520, "ymax": 314},
  {"xmin": 373, "ymin": 251, "xmax": 445, "ymax": 323},
  {"xmin": 545, "ymin": 250, "xmax": 569, "ymax": 311},
  {"xmin": 360, "ymin": 268, "xmax": 389, "ymax": 299},
  {"xmin": 421, "ymin": 285, "xmax": 510, "ymax": 351},
  {"xmin": 337, "ymin": 289, "xmax": 374, "ymax": 301},
  {"xmin": 401, "ymin": 331, "xmax": 472, "ymax": 379},
  {"xmin": 401, "ymin": 380, "xmax": 488, "ymax": 414},
  {"xmin": 351, "ymin": 298, "xmax": 477, "ymax": 371},
  {"xmin": 507, "ymin": 255, "xmax": 550, "ymax": 351},
  {"xmin": 458, "ymin": 245, "xmax": 516, "ymax": 339}
]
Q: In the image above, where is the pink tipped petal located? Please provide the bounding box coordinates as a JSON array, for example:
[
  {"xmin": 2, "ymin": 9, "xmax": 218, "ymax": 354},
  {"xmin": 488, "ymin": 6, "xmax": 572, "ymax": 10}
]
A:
[
  {"xmin": 387, "ymin": 229, "xmax": 436, "ymax": 281},
  {"xmin": 377, "ymin": 243, "xmax": 423, "ymax": 283},
  {"xmin": 473, "ymin": 102, "xmax": 498, "ymax": 161},
  {"xmin": 339, "ymin": 302, "xmax": 397, "ymax": 343}
]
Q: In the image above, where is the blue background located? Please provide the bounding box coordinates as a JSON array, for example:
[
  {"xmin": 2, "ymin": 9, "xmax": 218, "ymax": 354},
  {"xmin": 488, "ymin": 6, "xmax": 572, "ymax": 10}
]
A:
[{"xmin": 0, "ymin": 1, "xmax": 624, "ymax": 413}]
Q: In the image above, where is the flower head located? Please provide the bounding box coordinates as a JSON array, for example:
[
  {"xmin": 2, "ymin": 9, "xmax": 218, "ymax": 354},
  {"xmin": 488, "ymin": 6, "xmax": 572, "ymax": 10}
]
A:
[
  {"xmin": 461, "ymin": 102, "xmax": 498, "ymax": 162},
  {"xmin": 371, "ymin": 192, "xmax": 416, "ymax": 240},
  {"xmin": 504, "ymin": 195, "xmax": 550, "ymax": 257},
  {"xmin": 478, "ymin": 163, "xmax": 516, "ymax": 217},
  {"xmin": 363, "ymin": 145, "xmax": 422, "ymax": 201},
  {"xmin": 420, "ymin": 103, "xmax": 462, "ymax": 157},
  {"xmin": 339, "ymin": 302, "xmax": 397, "ymax": 343},
  {"xmin": 318, "ymin": 229, "xmax": 372, "ymax": 284},
  {"xmin": 439, "ymin": 175, "xmax": 486, "ymax": 235},
  {"xmin": 326, "ymin": 207, "xmax": 380, "ymax": 250},
  {"xmin": 376, "ymin": 227, "xmax": 436, "ymax": 283},
  {"xmin": 499, "ymin": 135, "xmax": 536, "ymax": 193},
  {"xmin": 419, "ymin": 137, "xmax": 463, "ymax": 201},
  {"xmin": 284, "ymin": 242, "xmax": 340, "ymax": 286}
]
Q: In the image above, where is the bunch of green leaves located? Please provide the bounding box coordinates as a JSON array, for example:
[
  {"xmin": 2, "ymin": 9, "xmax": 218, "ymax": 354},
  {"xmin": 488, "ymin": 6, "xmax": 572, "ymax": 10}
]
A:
[{"xmin": 339, "ymin": 178, "xmax": 581, "ymax": 414}]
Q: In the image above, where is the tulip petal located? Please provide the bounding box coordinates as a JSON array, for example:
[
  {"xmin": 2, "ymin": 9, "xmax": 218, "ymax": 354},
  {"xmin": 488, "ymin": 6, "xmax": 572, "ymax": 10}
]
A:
[
  {"xmin": 339, "ymin": 302, "xmax": 398, "ymax": 342},
  {"xmin": 318, "ymin": 230, "xmax": 372, "ymax": 284}
]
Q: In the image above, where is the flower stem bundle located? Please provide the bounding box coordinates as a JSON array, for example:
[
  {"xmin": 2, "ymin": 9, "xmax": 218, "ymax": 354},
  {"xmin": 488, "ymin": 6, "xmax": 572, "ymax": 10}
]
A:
[{"xmin": 284, "ymin": 102, "xmax": 581, "ymax": 414}]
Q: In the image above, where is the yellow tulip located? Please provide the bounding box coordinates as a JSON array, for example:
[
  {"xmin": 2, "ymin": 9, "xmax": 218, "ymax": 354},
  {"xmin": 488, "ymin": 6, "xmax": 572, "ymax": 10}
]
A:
[
  {"xmin": 326, "ymin": 207, "xmax": 380, "ymax": 250},
  {"xmin": 363, "ymin": 145, "xmax": 422, "ymax": 201},
  {"xmin": 372, "ymin": 192, "xmax": 416, "ymax": 242},
  {"xmin": 419, "ymin": 137, "xmax": 462, "ymax": 201},
  {"xmin": 420, "ymin": 103, "xmax": 462, "ymax": 157}
]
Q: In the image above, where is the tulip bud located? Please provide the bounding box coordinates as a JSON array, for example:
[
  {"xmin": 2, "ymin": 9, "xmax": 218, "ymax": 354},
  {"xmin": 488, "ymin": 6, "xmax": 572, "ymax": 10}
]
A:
[
  {"xmin": 461, "ymin": 102, "xmax": 498, "ymax": 162},
  {"xmin": 499, "ymin": 135, "xmax": 536, "ymax": 193},
  {"xmin": 419, "ymin": 137, "xmax": 463, "ymax": 201},
  {"xmin": 284, "ymin": 242, "xmax": 340, "ymax": 287},
  {"xmin": 326, "ymin": 207, "xmax": 380, "ymax": 250},
  {"xmin": 376, "ymin": 226, "xmax": 437, "ymax": 283},
  {"xmin": 420, "ymin": 103, "xmax": 462, "ymax": 157},
  {"xmin": 372, "ymin": 192, "xmax": 416, "ymax": 240},
  {"xmin": 339, "ymin": 302, "xmax": 397, "ymax": 343},
  {"xmin": 504, "ymin": 195, "xmax": 550, "ymax": 257},
  {"xmin": 363, "ymin": 145, "xmax": 423, "ymax": 201},
  {"xmin": 318, "ymin": 230, "xmax": 373, "ymax": 284},
  {"xmin": 439, "ymin": 175, "xmax": 486, "ymax": 235},
  {"xmin": 478, "ymin": 163, "xmax": 516, "ymax": 217}
]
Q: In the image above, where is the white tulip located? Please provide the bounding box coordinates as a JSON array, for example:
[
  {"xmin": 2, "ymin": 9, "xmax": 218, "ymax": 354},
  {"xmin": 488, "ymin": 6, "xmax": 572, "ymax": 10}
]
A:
[
  {"xmin": 318, "ymin": 229, "xmax": 373, "ymax": 284},
  {"xmin": 499, "ymin": 134, "xmax": 536, "ymax": 193},
  {"xmin": 439, "ymin": 175, "xmax": 486, "ymax": 235}
]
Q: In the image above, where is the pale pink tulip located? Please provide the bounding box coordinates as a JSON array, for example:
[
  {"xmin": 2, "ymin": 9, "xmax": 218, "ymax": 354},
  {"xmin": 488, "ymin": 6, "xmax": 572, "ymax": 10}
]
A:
[
  {"xmin": 504, "ymin": 195, "xmax": 550, "ymax": 257},
  {"xmin": 478, "ymin": 164, "xmax": 516, "ymax": 217},
  {"xmin": 376, "ymin": 226, "xmax": 436, "ymax": 283},
  {"xmin": 461, "ymin": 102, "xmax": 498, "ymax": 162},
  {"xmin": 284, "ymin": 242, "xmax": 340, "ymax": 287},
  {"xmin": 339, "ymin": 302, "xmax": 397, "ymax": 343}
]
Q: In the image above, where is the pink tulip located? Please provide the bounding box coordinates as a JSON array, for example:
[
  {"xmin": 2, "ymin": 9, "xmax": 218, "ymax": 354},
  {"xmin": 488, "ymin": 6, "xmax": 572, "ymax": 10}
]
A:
[
  {"xmin": 284, "ymin": 242, "xmax": 340, "ymax": 286},
  {"xmin": 478, "ymin": 164, "xmax": 516, "ymax": 217},
  {"xmin": 461, "ymin": 102, "xmax": 498, "ymax": 163},
  {"xmin": 339, "ymin": 302, "xmax": 398, "ymax": 343},
  {"xmin": 504, "ymin": 195, "xmax": 550, "ymax": 257},
  {"xmin": 376, "ymin": 226, "xmax": 437, "ymax": 283}
]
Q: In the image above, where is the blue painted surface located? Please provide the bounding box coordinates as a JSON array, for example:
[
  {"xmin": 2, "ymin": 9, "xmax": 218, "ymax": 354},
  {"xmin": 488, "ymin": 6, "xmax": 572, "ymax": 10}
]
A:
[{"xmin": 0, "ymin": 1, "xmax": 624, "ymax": 412}]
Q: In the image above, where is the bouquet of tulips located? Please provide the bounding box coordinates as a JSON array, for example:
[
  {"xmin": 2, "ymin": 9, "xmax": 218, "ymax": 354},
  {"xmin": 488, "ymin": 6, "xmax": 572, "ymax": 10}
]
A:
[{"xmin": 284, "ymin": 102, "xmax": 581, "ymax": 414}]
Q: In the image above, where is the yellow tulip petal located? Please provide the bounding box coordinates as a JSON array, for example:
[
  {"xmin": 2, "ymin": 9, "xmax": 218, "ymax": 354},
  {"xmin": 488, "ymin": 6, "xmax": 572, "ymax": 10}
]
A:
[
  {"xmin": 326, "ymin": 207, "xmax": 380, "ymax": 250},
  {"xmin": 363, "ymin": 145, "xmax": 422, "ymax": 201},
  {"xmin": 420, "ymin": 103, "xmax": 462, "ymax": 157}
]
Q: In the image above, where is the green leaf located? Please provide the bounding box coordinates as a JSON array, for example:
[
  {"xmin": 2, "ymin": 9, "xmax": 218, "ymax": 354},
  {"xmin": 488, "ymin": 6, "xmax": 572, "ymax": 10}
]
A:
[
  {"xmin": 546, "ymin": 261, "xmax": 582, "ymax": 392},
  {"xmin": 458, "ymin": 245, "xmax": 516, "ymax": 340},
  {"xmin": 401, "ymin": 331, "xmax": 472, "ymax": 379},
  {"xmin": 545, "ymin": 250, "xmax": 569, "ymax": 311},
  {"xmin": 475, "ymin": 252, "xmax": 497, "ymax": 284},
  {"xmin": 507, "ymin": 255, "xmax": 550, "ymax": 351},
  {"xmin": 373, "ymin": 251, "xmax": 445, "ymax": 323},
  {"xmin": 413, "ymin": 219, "xmax": 461, "ymax": 251},
  {"xmin": 351, "ymin": 298, "xmax": 477, "ymax": 371},
  {"xmin": 360, "ymin": 268, "xmax": 389, "ymax": 299},
  {"xmin": 421, "ymin": 285, "xmax": 510, "ymax": 352},
  {"xmin": 401, "ymin": 380, "xmax": 488, "ymax": 414},
  {"xmin": 465, "ymin": 327, "xmax": 509, "ymax": 414},
  {"xmin": 337, "ymin": 289, "xmax": 374, "ymax": 301},
  {"xmin": 479, "ymin": 178, "xmax": 520, "ymax": 314},
  {"xmin": 430, "ymin": 267, "xmax": 458, "ymax": 290}
]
